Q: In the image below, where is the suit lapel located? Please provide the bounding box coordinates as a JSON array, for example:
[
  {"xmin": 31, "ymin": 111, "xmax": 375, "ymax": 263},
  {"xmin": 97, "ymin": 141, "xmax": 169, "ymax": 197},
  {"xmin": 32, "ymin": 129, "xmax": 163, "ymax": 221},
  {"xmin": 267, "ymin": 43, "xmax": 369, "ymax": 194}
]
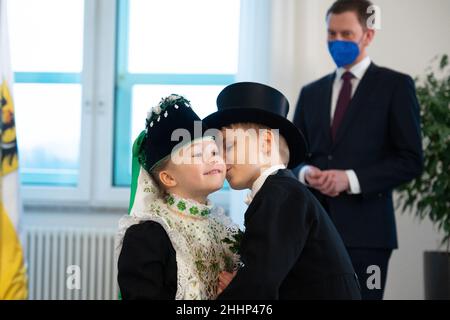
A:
[
  {"xmin": 320, "ymin": 73, "xmax": 336, "ymax": 149},
  {"xmin": 332, "ymin": 63, "xmax": 379, "ymax": 149}
]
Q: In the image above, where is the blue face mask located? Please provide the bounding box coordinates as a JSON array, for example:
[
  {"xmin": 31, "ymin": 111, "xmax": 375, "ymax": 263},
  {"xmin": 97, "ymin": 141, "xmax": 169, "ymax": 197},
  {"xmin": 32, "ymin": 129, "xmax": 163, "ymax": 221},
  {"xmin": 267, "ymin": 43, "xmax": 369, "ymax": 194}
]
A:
[{"xmin": 328, "ymin": 40, "xmax": 360, "ymax": 68}]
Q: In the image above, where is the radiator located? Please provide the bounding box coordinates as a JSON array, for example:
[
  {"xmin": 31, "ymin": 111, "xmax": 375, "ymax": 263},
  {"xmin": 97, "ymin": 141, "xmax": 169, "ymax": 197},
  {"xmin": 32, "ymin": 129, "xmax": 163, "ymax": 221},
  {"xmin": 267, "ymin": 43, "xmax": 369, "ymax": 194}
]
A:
[{"xmin": 24, "ymin": 227, "xmax": 119, "ymax": 300}]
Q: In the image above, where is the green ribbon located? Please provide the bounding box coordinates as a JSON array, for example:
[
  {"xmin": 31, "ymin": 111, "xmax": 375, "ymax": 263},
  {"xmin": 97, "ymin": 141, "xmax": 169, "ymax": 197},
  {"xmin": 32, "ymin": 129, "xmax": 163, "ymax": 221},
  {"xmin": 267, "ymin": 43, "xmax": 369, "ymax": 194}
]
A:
[{"xmin": 128, "ymin": 130, "xmax": 146, "ymax": 215}]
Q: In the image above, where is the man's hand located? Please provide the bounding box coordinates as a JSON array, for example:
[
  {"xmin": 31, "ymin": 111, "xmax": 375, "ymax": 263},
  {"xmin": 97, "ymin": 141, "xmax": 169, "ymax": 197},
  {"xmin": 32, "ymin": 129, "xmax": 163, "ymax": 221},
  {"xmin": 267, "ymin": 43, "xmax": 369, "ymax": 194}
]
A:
[
  {"xmin": 305, "ymin": 166, "xmax": 337, "ymax": 195},
  {"xmin": 305, "ymin": 167, "xmax": 349, "ymax": 197},
  {"xmin": 217, "ymin": 270, "xmax": 237, "ymax": 295},
  {"xmin": 323, "ymin": 170, "xmax": 350, "ymax": 195},
  {"xmin": 305, "ymin": 166, "xmax": 325, "ymax": 189}
]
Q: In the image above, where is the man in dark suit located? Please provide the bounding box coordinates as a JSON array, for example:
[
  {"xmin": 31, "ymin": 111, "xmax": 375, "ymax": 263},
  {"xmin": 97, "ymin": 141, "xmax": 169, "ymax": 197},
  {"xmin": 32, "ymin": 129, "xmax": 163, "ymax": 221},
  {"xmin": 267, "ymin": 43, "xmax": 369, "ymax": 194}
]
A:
[{"xmin": 293, "ymin": 0, "xmax": 423, "ymax": 300}]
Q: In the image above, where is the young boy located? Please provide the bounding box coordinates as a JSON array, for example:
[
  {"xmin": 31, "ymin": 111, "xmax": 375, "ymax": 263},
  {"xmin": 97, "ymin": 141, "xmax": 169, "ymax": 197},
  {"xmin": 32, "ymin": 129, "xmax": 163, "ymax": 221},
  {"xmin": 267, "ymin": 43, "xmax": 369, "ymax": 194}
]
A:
[{"xmin": 204, "ymin": 82, "xmax": 361, "ymax": 299}]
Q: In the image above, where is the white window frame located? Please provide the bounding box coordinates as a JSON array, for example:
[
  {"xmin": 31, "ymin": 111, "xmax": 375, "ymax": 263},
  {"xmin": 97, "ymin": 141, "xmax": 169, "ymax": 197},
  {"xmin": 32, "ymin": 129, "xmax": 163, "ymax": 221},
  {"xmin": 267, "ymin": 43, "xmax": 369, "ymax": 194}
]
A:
[
  {"xmin": 89, "ymin": 0, "xmax": 234, "ymax": 209},
  {"xmin": 20, "ymin": 0, "xmax": 96, "ymax": 206},
  {"xmin": 21, "ymin": 0, "xmax": 260, "ymax": 223}
]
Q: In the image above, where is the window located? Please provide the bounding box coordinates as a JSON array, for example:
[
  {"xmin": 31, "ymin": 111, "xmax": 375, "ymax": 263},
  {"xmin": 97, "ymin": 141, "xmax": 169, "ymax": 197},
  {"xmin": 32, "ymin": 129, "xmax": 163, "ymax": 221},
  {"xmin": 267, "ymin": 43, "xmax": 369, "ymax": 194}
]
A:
[
  {"xmin": 7, "ymin": 0, "xmax": 244, "ymax": 207},
  {"xmin": 9, "ymin": 0, "xmax": 85, "ymax": 187},
  {"xmin": 113, "ymin": 0, "xmax": 241, "ymax": 186}
]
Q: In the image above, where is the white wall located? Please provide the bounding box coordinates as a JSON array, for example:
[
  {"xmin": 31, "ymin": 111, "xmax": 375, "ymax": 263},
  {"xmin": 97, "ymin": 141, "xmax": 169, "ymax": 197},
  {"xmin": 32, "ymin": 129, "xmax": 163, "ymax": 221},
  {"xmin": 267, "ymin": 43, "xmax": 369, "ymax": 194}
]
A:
[{"xmin": 265, "ymin": 0, "xmax": 448, "ymax": 299}]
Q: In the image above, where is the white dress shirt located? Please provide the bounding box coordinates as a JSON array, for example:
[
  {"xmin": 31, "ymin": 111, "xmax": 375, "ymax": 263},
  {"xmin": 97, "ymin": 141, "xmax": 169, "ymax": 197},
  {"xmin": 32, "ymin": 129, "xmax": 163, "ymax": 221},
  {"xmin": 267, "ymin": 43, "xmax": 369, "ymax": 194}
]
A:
[
  {"xmin": 245, "ymin": 164, "xmax": 286, "ymax": 205},
  {"xmin": 299, "ymin": 56, "xmax": 372, "ymax": 194}
]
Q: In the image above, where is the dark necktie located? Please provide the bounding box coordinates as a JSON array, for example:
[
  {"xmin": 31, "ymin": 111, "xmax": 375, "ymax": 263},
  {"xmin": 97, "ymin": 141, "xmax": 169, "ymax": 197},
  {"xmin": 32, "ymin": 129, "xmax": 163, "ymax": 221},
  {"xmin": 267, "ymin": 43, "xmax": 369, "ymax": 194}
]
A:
[{"xmin": 331, "ymin": 71, "xmax": 354, "ymax": 141}]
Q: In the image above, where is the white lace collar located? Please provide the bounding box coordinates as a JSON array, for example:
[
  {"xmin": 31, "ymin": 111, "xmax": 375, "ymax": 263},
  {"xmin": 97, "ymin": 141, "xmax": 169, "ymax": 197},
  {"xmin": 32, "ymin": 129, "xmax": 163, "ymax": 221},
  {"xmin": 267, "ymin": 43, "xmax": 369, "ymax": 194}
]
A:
[{"xmin": 166, "ymin": 193, "xmax": 214, "ymax": 219}]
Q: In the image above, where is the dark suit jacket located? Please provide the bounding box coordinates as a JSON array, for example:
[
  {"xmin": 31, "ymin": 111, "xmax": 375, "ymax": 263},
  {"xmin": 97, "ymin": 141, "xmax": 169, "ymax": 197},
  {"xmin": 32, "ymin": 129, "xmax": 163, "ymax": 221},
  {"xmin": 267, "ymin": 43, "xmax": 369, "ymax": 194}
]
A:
[
  {"xmin": 292, "ymin": 63, "xmax": 424, "ymax": 249},
  {"xmin": 218, "ymin": 169, "xmax": 361, "ymax": 300}
]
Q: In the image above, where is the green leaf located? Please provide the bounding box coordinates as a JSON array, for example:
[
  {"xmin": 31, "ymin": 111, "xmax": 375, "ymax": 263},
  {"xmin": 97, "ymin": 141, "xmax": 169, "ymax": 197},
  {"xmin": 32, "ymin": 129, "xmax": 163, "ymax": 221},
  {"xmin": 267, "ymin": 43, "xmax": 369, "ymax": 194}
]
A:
[
  {"xmin": 439, "ymin": 54, "xmax": 448, "ymax": 70},
  {"xmin": 398, "ymin": 54, "xmax": 450, "ymax": 252}
]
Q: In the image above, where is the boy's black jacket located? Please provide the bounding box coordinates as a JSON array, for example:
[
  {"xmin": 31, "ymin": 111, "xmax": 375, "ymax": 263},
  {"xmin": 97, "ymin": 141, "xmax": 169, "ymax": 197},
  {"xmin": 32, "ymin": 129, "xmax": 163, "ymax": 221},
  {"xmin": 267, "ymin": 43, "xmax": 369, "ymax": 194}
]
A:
[{"xmin": 218, "ymin": 169, "xmax": 361, "ymax": 300}]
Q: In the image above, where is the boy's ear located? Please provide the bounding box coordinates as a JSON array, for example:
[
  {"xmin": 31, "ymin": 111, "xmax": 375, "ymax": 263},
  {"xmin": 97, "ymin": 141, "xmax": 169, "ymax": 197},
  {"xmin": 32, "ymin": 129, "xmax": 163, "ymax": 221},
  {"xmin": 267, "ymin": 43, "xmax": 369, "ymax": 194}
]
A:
[
  {"xmin": 261, "ymin": 129, "xmax": 274, "ymax": 155},
  {"xmin": 159, "ymin": 170, "xmax": 177, "ymax": 188}
]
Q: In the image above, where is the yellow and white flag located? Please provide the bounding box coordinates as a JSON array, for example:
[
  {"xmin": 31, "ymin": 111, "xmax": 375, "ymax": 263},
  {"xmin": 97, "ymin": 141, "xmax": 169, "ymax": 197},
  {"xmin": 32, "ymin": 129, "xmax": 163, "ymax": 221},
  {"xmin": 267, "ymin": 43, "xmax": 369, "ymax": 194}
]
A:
[{"xmin": 0, "ymin": 0, "xmax": 27, "ymax": 300}]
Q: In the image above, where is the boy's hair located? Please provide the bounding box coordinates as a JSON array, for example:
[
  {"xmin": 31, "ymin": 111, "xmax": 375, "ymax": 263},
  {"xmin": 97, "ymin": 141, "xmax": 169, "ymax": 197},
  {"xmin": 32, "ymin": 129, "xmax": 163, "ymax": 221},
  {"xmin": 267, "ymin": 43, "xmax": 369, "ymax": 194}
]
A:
[
  {"xmin": 327, "ymin": 0, "xmax": 374, "ymax": 30},
  {"xmin": 222, "ymin": 122, "xmax": 290, "ymax": 166}
]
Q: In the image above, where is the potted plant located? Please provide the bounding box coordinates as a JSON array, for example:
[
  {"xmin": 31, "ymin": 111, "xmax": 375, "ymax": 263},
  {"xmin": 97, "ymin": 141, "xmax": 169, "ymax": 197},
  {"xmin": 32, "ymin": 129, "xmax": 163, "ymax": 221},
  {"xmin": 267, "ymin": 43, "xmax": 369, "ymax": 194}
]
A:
[{"xmin": 398, "ymin": 54, "xmax": 450, "ymax": 300}]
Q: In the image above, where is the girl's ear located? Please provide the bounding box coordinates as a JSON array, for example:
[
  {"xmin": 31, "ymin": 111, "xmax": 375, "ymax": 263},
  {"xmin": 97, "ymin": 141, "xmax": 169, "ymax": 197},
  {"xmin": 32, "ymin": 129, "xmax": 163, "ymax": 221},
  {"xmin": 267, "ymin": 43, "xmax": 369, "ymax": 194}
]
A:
[{"xmin": 159, "ymin": 170, "xmax": 177, "ymax": 188}]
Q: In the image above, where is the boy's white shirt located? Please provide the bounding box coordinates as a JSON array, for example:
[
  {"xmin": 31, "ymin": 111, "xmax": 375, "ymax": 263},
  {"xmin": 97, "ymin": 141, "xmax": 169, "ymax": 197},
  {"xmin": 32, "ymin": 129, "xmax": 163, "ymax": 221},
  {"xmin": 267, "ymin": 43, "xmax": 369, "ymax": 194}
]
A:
[{"xmin": 245, "ymin": 164, "xmax": 286, "ymax": 205}]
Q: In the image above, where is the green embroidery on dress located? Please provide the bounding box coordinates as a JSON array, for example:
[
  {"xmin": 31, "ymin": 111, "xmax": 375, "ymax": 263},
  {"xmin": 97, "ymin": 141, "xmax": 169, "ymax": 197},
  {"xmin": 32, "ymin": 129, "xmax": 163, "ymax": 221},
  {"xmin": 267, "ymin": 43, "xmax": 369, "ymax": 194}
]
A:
[
  {"xmin": 166, "ymin": 193, "xmax": 213, "ymax": 218},
  {"xmin": 195, "ymin": 260, "xmax": 207, "ymax": 273},
  {"xmin": 222, "ymin": 254, "xmax": 235, "ymax": 273},
  {"xmin": 210, "ymin": 261, "xmax": 220, "ymax": 273},
  {"xmin": 189, "ymin": 206, "xmax": 199, "ymax": 215},
  {"xmin": 167, "ymin": 195, "xmax": 175, "ymax": 205},
  {"xmin": 177, "ymin": 201, "xmax": 186, "ymax": 211}
]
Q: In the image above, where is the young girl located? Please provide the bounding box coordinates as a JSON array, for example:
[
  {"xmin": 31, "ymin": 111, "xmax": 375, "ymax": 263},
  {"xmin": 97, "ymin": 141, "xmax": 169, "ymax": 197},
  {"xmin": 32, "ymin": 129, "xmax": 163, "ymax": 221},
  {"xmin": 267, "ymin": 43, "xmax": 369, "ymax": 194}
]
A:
[{"xmin": 116, "ymin": 95, "xmax": 239, "ymax": 300}]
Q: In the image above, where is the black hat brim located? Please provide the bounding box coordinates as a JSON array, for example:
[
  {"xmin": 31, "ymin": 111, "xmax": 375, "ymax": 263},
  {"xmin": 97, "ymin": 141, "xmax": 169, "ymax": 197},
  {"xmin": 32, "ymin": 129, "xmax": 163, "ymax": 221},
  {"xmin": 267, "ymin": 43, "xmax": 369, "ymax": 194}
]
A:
[{"xmin": 203, "ymin": 108, "xmax": 307, "ymax": 168}]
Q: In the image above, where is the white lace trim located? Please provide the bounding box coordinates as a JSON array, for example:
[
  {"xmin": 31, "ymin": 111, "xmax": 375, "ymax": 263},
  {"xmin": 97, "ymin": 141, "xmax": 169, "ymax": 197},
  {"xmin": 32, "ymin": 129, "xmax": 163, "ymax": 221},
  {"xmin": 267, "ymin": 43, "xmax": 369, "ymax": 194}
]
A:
[{"xmin": 116, "ymin": 200, "xmax": 240, "ymax": 300}]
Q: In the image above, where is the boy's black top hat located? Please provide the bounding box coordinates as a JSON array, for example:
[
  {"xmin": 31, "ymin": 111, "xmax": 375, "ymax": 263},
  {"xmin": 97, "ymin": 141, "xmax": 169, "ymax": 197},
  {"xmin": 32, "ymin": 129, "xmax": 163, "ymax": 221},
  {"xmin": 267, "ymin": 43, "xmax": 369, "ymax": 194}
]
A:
[
  {"xmin": 203, "ymin": 82, "xmax": 307, "ymax": 168},
  {"xmin": 139, "ymin": 95, "xmax": 208, "ymax": 172}
]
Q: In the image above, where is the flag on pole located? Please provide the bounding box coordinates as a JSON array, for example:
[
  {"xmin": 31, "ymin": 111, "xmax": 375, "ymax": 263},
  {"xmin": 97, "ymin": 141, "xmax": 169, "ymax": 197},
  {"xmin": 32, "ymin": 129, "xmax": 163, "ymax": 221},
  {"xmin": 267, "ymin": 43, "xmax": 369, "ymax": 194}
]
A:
[{"xmin": 0, "ymin": 0, "xmax": 28, "ymax": 300}]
